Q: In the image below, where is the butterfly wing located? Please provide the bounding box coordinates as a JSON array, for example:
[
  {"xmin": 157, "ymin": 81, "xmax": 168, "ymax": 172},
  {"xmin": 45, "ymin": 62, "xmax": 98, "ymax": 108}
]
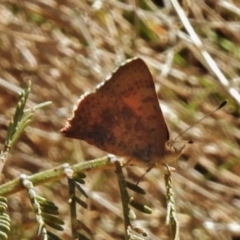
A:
[{"xmin": 61, "ymin": 58, "xmax": 169, "ymax": 163}]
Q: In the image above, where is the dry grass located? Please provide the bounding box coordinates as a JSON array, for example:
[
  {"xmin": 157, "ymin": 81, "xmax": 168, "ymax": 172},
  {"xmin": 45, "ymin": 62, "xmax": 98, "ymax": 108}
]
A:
[{"xmin": 0, "ymin": 0, "xmax": 240, "ymax": 239}]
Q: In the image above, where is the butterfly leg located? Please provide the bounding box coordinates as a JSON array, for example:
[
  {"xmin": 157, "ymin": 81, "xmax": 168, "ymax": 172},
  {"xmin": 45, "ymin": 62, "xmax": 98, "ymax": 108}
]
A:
[{"xmin": 136, "ymin": 163, "xmax": 155, "ymax": 185}]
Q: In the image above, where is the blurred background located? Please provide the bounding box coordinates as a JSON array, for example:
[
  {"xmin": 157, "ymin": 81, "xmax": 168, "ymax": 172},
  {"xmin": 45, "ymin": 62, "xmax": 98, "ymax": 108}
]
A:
[{"xmin": 0, "ymin": 0, "xmax": 240, "ymax": 239}]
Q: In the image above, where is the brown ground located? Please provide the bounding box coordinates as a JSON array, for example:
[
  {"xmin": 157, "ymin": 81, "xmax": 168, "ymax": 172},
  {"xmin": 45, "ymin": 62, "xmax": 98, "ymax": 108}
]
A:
[{"xmin": 0, "ymin": 1, "xmax": 240, "ymax": 239}]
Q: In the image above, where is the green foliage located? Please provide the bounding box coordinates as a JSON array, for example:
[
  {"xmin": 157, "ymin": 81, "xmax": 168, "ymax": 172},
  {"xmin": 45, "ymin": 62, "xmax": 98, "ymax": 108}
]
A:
[{"xmin": 0, "ymin": 197, "xmax": 10, "ymax": 239}]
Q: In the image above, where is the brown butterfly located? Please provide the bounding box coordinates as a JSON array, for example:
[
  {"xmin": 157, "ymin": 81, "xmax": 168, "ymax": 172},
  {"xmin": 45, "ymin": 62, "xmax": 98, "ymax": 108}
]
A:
[{"xmin": 61, "ymin": 58, "xmax": 183, "ymax": 167}]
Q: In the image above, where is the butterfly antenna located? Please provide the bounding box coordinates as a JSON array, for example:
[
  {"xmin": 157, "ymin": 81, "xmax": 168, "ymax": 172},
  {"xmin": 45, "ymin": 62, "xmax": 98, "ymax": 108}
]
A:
[{"xmin": 174, "ymin": 100, "xmax": 227, "ymax": 142}]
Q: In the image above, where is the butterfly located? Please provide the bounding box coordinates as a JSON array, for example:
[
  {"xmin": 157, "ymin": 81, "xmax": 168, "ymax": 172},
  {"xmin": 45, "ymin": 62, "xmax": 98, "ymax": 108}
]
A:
[{"xmin": 61, "ymin": 58, "xmax": 183, "ymax": 167}]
